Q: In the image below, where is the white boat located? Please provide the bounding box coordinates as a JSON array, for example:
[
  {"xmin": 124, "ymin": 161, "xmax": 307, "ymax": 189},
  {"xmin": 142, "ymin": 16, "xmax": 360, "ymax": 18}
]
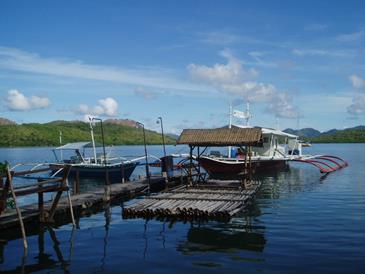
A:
[
  {"xmin": 49, "ymin": 119, "xmax": 141, "ymax": 181},
  {"xmin": 177, "ymin": 103, "xmax": 348, "ymax": 177},
  {"xmin": 49, "ymin": 141, "xmax": 140, "ymax": 181}
]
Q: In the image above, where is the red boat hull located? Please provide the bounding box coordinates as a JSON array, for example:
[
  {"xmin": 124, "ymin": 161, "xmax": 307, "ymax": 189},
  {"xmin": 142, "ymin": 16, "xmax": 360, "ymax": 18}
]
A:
[{"xmin": 197, "ymin": 157, "xmax": 288, "ymax": 177}]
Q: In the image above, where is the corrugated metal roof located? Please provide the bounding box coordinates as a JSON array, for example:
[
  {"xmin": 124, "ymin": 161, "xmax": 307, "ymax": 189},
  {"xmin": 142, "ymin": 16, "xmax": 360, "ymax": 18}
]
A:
[{"xmin": 177, "ymin": 128, "xmax": 263, "ymax": 146}]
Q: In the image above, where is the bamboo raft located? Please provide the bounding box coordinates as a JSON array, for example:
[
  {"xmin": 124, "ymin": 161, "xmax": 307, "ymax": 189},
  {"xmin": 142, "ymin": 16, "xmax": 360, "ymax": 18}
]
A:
[{"xmin": 123, "ymin": 180, "xmax": 261, "ymax": 220}]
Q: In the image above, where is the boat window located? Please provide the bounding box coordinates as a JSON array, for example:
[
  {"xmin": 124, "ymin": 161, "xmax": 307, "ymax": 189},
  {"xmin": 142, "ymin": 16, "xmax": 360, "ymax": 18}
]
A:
[{"xmin": 263, "ymin": 137, "xmax": 269, "ymax": 143}]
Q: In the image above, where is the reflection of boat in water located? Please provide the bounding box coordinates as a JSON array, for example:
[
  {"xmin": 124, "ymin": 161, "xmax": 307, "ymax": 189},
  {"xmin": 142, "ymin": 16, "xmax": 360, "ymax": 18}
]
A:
[
  {"xmin": 177, "ymin": 226, "xmax": 266, "ymax": 253},
  {"xmin": 49, "ymin": 119, "xmax": 140, "ymax": 181}
]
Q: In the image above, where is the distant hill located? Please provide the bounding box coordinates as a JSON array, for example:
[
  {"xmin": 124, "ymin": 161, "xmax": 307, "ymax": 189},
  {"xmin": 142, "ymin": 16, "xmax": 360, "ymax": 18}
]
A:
[
  {"xmin": 0, "ymin": 119, "xmax": 175, "ymax": 147},
  {"xmin": 104, "ymin": 118, "xmax": 140, "ymax": 128},
  {"xmin": 284, "ymin": 126, "xmax": 365, "ymax": 143},
  {"xmin": 166, "ymin": 133, "xmax": 179, "ymax": 140},
  {"xmin": 0, "ymin": 117, "xmax": 16, "ymax": 125},
  {"xmin": 283, "ymin": 128, "xmax": 321, "ymax": 138}
]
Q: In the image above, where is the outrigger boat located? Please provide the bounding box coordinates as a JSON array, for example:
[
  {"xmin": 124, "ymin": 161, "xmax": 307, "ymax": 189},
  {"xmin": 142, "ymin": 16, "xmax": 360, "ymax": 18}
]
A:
[
  {"xmin": 49, "ymin": 141, "xmax": 140, "ymax": 181},
  {"xmin": 176, "ymin": 103, "xmax": 348, "ymax": 178},
  {"xmin": 49, "ymin": 119, "xmax": 141, "ymax": 181}
]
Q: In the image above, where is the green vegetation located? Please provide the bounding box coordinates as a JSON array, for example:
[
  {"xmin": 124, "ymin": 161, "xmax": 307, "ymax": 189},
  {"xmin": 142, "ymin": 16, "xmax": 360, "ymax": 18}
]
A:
[
  {"xmin": 285, "ymin": 126, "xmax": 365, "ymax": 143},
  {"xmin": 0, "ymin": 121, "xmax": 176, "ymax": 147},
  {"xmin": 309, "ymin": 129, "xmax": 365, "ymax": 143}
]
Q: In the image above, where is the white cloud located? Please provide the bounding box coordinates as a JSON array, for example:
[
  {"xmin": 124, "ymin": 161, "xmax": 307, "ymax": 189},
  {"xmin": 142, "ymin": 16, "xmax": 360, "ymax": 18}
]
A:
[
  {"xmin": 336, "ymin": 29, "xmax": 365, "ymax": 42},
  {"xmin": 188, "ymin": 49, "xmax": 258, "ymax": 86},
  {"xmin": 347, "ymin": 96, "xmax": 365, "ymax": 115},
  {"xmin": 197, "ymin": 31, "xmax": 239, "ymax": 45},
  {"xmin": 349, "ymin": 75, "xmax": 365, "ymax": 89},
  {"xmin": 77, "ymin": 97, "xmax": 118, "ymax": 117},
  {"xmin": 187, "ymin": 50, "xmax": 298, "ymax": 118},
  {"xmin": 5, "ymin": 89, "xmax": 51, "ymax": 111},
  {"xmin": 134, "ymin": 87, "xmax": 158, "ymax": 100},
  {"xmin": 292, "ymin": 48, "xmax": 354, "ymax": 58},
  {"xmin": 266, "ymin": 93, "xmax": 298, "ymax": 119},
  {"xmin": 0, "ymin": 46, "xmax": 207, "ymax": 93}
]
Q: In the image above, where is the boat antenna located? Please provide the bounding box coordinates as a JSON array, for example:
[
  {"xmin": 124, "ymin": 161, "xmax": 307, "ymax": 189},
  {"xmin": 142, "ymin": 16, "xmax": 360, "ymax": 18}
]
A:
[
  {"xmin": 228, "ymin": 103, "xmax": 232, "ymax": 158},
  {"xmin": 244, "ymin": 102, "xmax": 252, "ymax": 126},
  {"xmin": 275, "ymin": 117, "xmax": 279, "ymax": 130},
  {"xmin": 89, "ymin": 117, "xmax": 98, "ymax": 164}
]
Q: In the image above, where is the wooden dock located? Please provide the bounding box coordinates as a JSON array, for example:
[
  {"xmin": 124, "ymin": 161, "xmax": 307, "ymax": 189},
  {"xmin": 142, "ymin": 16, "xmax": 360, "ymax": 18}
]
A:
[
  {"xmin": 0, "ymin": 176, "xmax": 174, "ymax": 231},
  {"xmin": 123, "ymin": 179, "xmax": 261, "ymax": 221}
]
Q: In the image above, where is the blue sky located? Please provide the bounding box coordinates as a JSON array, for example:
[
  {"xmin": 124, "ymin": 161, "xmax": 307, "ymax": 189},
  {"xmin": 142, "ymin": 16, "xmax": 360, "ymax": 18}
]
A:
[{"xmin": 1, "ymin": 0, "xmax": 365, "ymax": 133}]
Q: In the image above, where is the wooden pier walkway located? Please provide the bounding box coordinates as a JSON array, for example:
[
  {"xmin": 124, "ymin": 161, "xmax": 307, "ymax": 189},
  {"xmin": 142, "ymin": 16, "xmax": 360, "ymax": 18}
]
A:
[
  {"xmin": 0, "ymin": 176, "xmax": 172, "ymax": 231},
  {"xmin": 123, "ymin": 180, "xmax": 261, "ymax": 221}
]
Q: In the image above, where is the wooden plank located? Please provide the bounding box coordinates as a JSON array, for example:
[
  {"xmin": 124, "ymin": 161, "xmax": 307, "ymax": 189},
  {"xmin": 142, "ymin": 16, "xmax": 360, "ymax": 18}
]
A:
[{"xmin": 144, "ymin": 196, "xmax": 249, "ymax": 203}]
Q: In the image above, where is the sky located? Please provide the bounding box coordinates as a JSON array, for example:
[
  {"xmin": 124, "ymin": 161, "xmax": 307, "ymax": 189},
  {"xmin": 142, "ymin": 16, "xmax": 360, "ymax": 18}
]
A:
[{"xmin": 0, "ymin": 0, "xmax": 365, "ymax": 133}]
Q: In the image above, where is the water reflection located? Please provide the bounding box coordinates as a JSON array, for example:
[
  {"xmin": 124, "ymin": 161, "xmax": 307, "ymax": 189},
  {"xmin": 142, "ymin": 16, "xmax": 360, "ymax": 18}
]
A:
[
  {"xmin": 1, "ymin": 225, "xmax": 76, "ymax": 274},
  {"xmin": 178, "ymin": 224, "xmax": 266, "ymax": 254}
]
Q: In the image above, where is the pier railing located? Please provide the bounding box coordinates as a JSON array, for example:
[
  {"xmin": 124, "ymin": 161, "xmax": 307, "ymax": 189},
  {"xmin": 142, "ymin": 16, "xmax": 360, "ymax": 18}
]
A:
[{"xmin": 0, "ymin": 164, "xmax": 74, "ymax": 254}]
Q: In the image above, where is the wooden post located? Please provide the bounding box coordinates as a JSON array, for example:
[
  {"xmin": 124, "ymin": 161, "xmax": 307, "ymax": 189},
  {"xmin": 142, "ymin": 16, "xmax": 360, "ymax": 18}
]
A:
[
  {"xmin": 197, "ymin": 146, "xmax": 201, "ymax": 183},
  {"xmin": 248, "ymin": 146, "xmax": 252, "ymax": 182},
  {"xmin": 65, "ymin": 178, "xmax": 76, "ymax": 226},
  {"xmin": 38, "ymin": 224, "xmax": 45, "ymax": 256},
  {"xmin": 74, "ymin": 171, "xmax": 80, "ymax": 195},
  {"xmin": 121, "ymin": 164, "xmax": 125, "ymax": 184},
  {"xmin": 189, "ymin": 145, "xmax": 193, "ymax": 186},
  {"xmin": 6, "ymin": 168, "xmax": 28, "ymax": 253},
  {"xmin": 0, "ymin": 175, "xmax": 10, "ymax": 214},
  {"xmin": 47, "ymin": 191, "xmax": 63, "ymax": 222},
  {"xmin": 48, "ymin": 165, "xmax": 71, "ymax": 222},
  {"xmin": 38, "ymin": 188, "xmax": 44, "ymax": 222}
]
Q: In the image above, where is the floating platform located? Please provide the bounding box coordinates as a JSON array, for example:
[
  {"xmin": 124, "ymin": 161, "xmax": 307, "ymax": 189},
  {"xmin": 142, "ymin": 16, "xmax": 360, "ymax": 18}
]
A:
[{"xmin": 123, "ymin": 180, "xmax": 261, "ymax": 221}]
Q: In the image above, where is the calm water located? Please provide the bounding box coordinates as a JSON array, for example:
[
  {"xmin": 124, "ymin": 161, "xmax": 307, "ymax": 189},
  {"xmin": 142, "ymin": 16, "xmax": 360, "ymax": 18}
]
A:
[{"xmin": 0, "ymin": 144, "xmax": 364, "ymax": 273}]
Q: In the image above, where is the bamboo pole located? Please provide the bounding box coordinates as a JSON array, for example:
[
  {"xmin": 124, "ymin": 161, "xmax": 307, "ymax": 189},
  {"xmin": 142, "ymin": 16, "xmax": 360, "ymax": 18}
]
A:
[{"xmin": 7, "ymin": 167, "xmax": 28, "ymax": 254}]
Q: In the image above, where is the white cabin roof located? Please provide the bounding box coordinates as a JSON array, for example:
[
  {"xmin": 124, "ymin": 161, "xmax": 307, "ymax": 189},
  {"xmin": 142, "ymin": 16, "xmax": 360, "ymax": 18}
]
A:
[
  {"xmin": 55, "ymin": 142, "xmax": 100, "ymax": 150},
  {"xmin": 232, "ymin": 124, "xmax": 298, "ymax": 139}
]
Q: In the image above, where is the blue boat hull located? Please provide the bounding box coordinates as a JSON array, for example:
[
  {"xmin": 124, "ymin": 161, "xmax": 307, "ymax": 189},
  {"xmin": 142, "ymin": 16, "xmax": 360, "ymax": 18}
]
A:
[{"xmin": 50, "ymin": 162, "xmax": 138, "ymax": 181}]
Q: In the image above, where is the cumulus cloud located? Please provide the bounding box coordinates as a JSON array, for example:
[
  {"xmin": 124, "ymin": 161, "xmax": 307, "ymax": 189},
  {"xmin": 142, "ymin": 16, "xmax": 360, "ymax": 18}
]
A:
[
  {"xmin": 266, "ymin": 93, "xmax": 298, "ymax": 119},
  {"xmin": 5, "ymin": 89, "xmax": 51, "ymax": 111},
  {"xmin": 349, "ymin": 75, "xmax": 365, "ymax": 89},
  {"xmin": 347, "ymin": 96, "xmax": 365, "ymax": 115},
  {"xmin": 187, "ymin": 50, "xmax": 298, "ymax": 118},
  {"xmin": 76, "ymin": 97, "xmax": 118, "ymax": 117},
  {"xmin": 188, "ymin": 49, "xmax": 258, "ymax": 86}
]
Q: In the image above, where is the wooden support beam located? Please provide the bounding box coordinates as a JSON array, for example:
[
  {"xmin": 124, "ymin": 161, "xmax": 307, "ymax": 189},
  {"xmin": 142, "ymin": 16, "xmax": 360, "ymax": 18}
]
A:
[
  {"xmin": 47, "ymin": 191, "xmax": 63, "ymax": 222},
  {"xmin": 38, "ymin": 187, "xmax": 45, "ymax": 223},
  {"xmin": 6, "ymin": 168, "xmax": 28, "ymax": 253},
  {"xmin": 0, "ymin": 174, "xmax": 10, "ymax": 214}
]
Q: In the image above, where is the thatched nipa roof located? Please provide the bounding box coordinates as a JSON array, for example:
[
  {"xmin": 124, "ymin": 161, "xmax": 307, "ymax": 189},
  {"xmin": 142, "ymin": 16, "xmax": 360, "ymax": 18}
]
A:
[{"xmin": 177, "ymin": 127, "xmax": 263, "ymax": 147}]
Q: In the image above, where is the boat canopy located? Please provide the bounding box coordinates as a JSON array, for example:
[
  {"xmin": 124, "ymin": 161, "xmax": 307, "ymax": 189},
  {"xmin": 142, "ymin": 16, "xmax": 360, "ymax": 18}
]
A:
[
  {"xmin": 54, "ymin": 142, "xmax": 102, "ymax": 150},
  {"xmin": 177, "ymin": 127, "xmax": 263, "ymax": 147},
  {"xmin": 232, "ymin": 124, "xmax": 298, "ymax": 139}
]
